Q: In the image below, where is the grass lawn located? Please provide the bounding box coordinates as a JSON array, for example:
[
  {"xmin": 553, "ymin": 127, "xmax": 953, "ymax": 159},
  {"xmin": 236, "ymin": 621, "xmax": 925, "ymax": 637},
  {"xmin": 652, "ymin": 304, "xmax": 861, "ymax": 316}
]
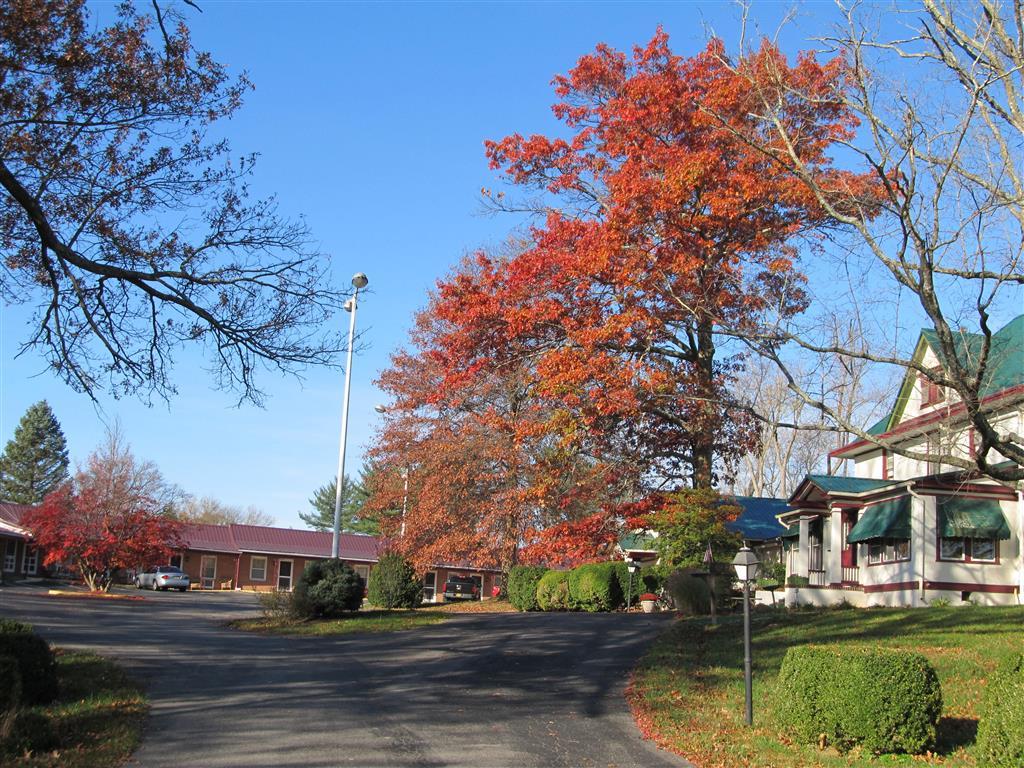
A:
[
  {"xmin": 5, "ymin": 649, "xmax": 147, "ymax": 768},
  {"xmin": 628, "ymin": 606, "xmax": 1023, "ymax": 768},
  {"xmin": 230, "ymin": 608, "xmax": 448, "ymax": 636}
]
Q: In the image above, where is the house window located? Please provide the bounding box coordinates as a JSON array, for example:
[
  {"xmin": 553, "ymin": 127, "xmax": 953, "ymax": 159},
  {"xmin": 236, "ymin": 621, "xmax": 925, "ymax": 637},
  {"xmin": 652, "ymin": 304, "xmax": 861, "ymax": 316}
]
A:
[
  {"xmin": 867, "ymin": 538, "xmax": 911, "ymax": 564},
  {"xmin": 24, "ymin": 547, "xmax": 38, "ymax": 575},
  {"xmin": 939, "ymin": 537, "xmax": 997, "ymax": 563},
  {"xmin": 920, "ymin": 370, "xmax": 944, "ymax": 407},
  {"xmin": 2, "ymin": 540, "xmax": 16, "ymax": 572},
  {"xmin": 250, "ymin": 556, "xmax": 267, "ymax": 582},
  {"xmin": 422, "ymin": 571, "xmax": 436, "ymax": 603},
  {"xmin": 808, "ymin": 518, "xmax": 823, "ymax": 572}
]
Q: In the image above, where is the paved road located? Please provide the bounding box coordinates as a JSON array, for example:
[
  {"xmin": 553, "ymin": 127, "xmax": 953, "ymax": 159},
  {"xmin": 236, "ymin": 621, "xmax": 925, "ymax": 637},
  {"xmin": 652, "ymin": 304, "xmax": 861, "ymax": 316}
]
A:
[{"xmin": 1, "ymin": 585, "xmax": 691, "ymax": 768}]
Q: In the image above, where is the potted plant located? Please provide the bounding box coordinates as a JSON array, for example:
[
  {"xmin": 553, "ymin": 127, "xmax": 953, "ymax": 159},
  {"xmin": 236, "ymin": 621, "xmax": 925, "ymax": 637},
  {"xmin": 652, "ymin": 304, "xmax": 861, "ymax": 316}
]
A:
[{"xmin": 638, "ymin": 593, "xmax": 659, "ymax": 613}]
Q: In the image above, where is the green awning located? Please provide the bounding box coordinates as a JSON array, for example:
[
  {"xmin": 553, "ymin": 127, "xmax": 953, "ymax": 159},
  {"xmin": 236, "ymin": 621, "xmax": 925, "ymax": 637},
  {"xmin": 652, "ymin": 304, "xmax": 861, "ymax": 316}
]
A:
[
  {"xmin": 938, "ymin": 496, "xmax": 1011, "ymax": 540},
  {"xmin": 847, "ymin": 497, "xmax": 911, "ymax": 543},
  {"xmin": 780, "ymin": 527, "xmax": 800, "ymax": 539}
]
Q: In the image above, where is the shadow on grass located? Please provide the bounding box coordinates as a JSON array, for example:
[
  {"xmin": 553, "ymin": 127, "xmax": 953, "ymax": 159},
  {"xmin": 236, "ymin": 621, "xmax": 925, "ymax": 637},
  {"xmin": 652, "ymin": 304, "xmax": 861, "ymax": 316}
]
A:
[{"xmin": 936, "ymin": 716, "xmax": 979, "ymax": 754}]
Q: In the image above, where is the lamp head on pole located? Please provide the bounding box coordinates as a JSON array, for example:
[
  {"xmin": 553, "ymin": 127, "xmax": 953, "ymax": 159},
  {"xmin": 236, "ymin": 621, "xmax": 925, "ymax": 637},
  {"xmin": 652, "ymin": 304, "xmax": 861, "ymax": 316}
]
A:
[
  {"xmin": 351, "ymin": 272, "xmax": 369, "ymax": 290},
  {"xmin": 374, "ymin": 404, "xmax": 387, "ymax": 414},
  {"xmin": 731, "ymin": 545, "xmax": 760, "ymax": 582},
  {"xmin": 626, "ymin": 557, "xmax": 640, "ymax": 574}
]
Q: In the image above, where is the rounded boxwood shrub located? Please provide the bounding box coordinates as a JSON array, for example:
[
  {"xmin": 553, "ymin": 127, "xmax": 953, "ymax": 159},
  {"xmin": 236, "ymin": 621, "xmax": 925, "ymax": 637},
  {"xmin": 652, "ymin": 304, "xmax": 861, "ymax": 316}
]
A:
[
  {"xmin": 292, "ymin": 559, "xmax": 364, "ymax": 618},
  {"xmin": 775, "ymin": 645, "xmax": 942, "ymax": 755},
  {"xmin": 664, "ymin": 570, "xmax": 711, "ymax": 616},
  {"xmin": 0, "ymin": 620, "xmax": 57, "ymax": 705},
  {"xmin": 507, "ymin": 565, "xmax": 547, "ymax": 611},
  {"xmin": 976, "ymin": 653, "xmax": 1024, "ymax": 766},
  {"xmin": 536, "ymin": 570, "xmax": 570, "ymax": 611},
  {"xmin": 568, "ymin": 562, "xmax": 623, "ymax": 612},
  {"xmin": 367, "ymin": 552, "xmax": 422, "ymax": 609}
]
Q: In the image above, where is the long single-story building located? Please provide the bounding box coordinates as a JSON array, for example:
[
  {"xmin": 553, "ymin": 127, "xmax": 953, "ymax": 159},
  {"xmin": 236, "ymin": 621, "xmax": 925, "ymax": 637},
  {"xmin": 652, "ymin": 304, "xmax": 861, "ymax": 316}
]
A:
[
  {"xmin": 0, "ymin": 502, "xmax": 40, "ymax": 580},
  {"xmin": 176, "ymin": 522, "xmax": 502, "ymax": 601}
]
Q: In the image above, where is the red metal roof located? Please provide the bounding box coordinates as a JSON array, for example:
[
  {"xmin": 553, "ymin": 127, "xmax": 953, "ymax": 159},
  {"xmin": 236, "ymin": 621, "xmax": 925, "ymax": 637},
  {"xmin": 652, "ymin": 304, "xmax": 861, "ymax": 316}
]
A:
[
  {"xmin": 180, "ymin": 523, "xmax": 381, "ymax": 562},
  {"xmin": 0, "ymin": 502, "xmax": 33, "ymax": 538}
]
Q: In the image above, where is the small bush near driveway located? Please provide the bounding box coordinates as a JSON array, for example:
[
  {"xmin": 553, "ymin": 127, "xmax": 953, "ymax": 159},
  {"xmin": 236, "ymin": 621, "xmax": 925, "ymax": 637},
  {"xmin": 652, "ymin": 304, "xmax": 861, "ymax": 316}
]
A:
[
  {"xmin": 536, "ymin": 570, "xmax": 570, "ymax": 611},
  {"xmin": 367, "ymin": 552, "xmax": 422, "ymax": 609},
  {"xmin": 976, "ymin": 653, "xmax": 1024, "ymax": 766},
  {"xmin": 292, "ymin": 559, "xmax": 364, "ymax": 619},
  {"xmin": 775, "ymin": 645, "xmax": 942, "ymax": 754},
  {"xmin": 507, "ymin": 565, "xmax": 546, "ymax": 611},
  {"xmin": 567, "ymin": 562, "xmax": 622, "ymax": 612}
]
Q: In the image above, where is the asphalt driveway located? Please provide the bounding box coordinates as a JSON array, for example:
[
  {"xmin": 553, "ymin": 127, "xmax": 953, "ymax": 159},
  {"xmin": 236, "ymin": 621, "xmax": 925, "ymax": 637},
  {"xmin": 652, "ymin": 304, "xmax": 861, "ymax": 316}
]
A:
[{"xmin": 1, "ymin": 585, "xmax": 691, "ymax": 768}]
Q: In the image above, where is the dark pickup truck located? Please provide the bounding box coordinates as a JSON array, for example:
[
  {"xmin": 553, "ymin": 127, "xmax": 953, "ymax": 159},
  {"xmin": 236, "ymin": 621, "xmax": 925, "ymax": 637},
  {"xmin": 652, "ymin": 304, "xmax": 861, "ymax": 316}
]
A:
[{"xmin": 443, "ymin": 575, "xmax": 480, "ymax": 601}]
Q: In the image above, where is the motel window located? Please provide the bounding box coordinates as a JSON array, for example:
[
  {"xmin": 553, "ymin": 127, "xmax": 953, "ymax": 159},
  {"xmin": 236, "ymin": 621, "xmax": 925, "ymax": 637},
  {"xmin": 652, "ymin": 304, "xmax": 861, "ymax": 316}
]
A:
[
  {"xmin": 940, "ymin": 537, "xmax": 997, "ymax": 563},
  {"xmin": 422, "ymin": 571, "xmax": 436, "ymax": 603},
  {"xmin": 867, "ymin": 538, "xmax": 911, "ymax": 564},
  {"xmin": 250, "ymin": 556, "xmax": 268, "ymax": 582},
  {"xmin": 2, "ymin": 540, "xmax": 16, "ymax": 572},
  {"xmin": 24, "ymin": 547, "xmax": 38, "ymax": 575}
]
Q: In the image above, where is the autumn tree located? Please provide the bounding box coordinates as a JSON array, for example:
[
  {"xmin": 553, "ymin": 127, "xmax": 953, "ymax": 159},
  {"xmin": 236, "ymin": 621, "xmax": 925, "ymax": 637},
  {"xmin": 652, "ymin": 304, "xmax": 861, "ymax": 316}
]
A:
[
  {"xmin": 710, "ymin": 1, "xmax": 1024, "ymax": 481},
  {"xmin": 0, "ymin": 0, "xmax": 345, "ymax": 404},
  {"xmin": 300, "ymin": 466, "xmax": 375, "ymax": 534},
  {"xmin": 174, "ymin": 495, "xmax": 275, "ymax": 527},
  {"xmin": 435, "ymin": 31, "xmax": 872, "ymax": 496},
  {"xmin": 23, "ymin": 427, "xmax": 181, "ymax": 591},
  {"xmin": 0, "ymin": 400, "xmax": 69, "ymax": 504}
]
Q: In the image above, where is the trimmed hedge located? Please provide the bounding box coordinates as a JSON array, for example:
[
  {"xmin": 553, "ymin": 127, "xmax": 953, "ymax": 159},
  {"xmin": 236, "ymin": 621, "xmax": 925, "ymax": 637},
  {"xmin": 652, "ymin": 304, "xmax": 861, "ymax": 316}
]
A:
[
  {"xmin": 775, "ymin": 646, "xmax": 942, "ymax": 755},
  {"xmin": 507, "ymin": 566, "xmax": 547, "ymax": 611},
  {"xmin": 0, "ymin": 655, "xmax": 20, "ymax": 742},
  {"xmin": 568, "ymin": 562, "xmax": 622, "ymax": 612},
  {"xmin": 536, "ymin": 570, "xmax": 570, "ymax": 611},
  {"xmin": 0, "ymin": 620, "xmax": 57, "ymax": 705},
  {"xmin": 367, "ymin": 552, "xmax": 422, "ymax": 609},
  {"xmin": 664, "ymin": 570, "xmax": 710, "ymax": 616},
  {"xmin": 292, "ymin": 559, "xmax": 364, "ymax": 618},
  {"xmin": 976, "ymin": 653, "xmax": 1024, "ymax": 766}
]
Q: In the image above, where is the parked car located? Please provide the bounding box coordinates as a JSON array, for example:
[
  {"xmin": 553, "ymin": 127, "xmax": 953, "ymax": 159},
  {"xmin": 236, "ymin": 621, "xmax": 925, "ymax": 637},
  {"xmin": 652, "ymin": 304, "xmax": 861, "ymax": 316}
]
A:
[
  {"xmin": 443, "ymin": 575, "xmax": 480, "ymax": 601},
  {"xmin": 136, "ymin": 565, "xmax": 190, "ymax": 592}
]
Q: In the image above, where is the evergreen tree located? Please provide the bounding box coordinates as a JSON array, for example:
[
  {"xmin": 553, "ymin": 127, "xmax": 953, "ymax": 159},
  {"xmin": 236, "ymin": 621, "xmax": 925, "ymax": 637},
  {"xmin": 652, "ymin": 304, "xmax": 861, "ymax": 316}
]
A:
[
  {"xmin": 300, "ymin": 464, "xmax": 376, "ymax": 534},
  {"xmin": 0, "ymin": 401, "xmax": 70, "ymax": 504}
]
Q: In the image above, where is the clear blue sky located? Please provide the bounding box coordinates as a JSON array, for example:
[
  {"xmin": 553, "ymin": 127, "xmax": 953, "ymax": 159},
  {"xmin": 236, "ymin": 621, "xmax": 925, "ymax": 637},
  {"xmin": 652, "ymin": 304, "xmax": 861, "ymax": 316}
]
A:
[{"xmin": 1, "ymin": 1, "xmax": 848, "ymax": 528}]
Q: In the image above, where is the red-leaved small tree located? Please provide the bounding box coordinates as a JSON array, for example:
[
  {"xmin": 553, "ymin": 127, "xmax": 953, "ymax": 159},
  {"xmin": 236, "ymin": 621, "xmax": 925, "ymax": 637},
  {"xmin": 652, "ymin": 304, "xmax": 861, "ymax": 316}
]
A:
[{"xmin": 24, "ymin": 428, "xmax": 181, "ymax": 591}]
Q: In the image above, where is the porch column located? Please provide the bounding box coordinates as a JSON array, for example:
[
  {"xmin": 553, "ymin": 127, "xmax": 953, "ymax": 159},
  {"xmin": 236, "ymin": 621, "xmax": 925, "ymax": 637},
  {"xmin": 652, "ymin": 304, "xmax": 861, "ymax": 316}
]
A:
[{"xmin": 795, "ymin": 517, "xmax": 810, "ymax": 577}]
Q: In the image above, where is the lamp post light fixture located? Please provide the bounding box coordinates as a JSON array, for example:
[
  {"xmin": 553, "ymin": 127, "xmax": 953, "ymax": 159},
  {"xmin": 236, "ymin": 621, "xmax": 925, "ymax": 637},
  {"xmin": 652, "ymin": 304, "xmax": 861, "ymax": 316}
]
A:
[
  {"xmin": 625, "ymin": 558, "xmax": 640, "ymax": 609},
  {"xmin": 331, "ymin": 272, "xmax": 369, "ymax": 559},
  {"xmin": 732, "ymin": 545, "xmax": 761, "ymax": 726}
]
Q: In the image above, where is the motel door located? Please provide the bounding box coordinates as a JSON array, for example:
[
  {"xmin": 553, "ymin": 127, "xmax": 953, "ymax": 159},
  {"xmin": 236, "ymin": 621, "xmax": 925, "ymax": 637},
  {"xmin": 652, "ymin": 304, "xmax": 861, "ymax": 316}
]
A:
[
  {"xmin": 277, "ymin": 560, "xmax": 294, "ymax": 591},
  {"xmin": 200, "ymin": 556, "xmax": 217, "ymax": 589}
]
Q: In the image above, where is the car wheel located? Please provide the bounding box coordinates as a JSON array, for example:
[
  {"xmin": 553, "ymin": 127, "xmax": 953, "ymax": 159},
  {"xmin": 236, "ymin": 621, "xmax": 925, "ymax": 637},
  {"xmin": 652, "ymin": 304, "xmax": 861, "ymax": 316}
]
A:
[
  {"xmin": 151, "ymin": 581, "xmax": 159, "ymax": 591},
  {"xmin": 179, "ymin": 587, "xmax": 187, "ymax": 592},
  {"xmin": 135, "ymin": 579, "xmax": 142, "ymax": 589}
]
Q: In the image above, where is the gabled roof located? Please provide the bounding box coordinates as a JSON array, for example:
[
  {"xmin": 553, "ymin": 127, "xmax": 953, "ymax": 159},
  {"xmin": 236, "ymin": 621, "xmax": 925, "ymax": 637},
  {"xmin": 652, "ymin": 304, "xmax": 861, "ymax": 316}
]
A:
[
  {"xmin": 837, "ymin": 313, "xmax": 1024, "ymax": 454},
  {"xmin": 727, "ymin": 497, "xmax": 791, "ymax": 540},
  {"xmin": 788, "ymin": 474, "xmax": 900, "ymax": 506},
  {"xmin": 0, "ymin": 502, "xmax": 34, "ymax": 539},
  {"xmin": 180, "ymin": 523, "xmax": 381, "ymax": 562}
]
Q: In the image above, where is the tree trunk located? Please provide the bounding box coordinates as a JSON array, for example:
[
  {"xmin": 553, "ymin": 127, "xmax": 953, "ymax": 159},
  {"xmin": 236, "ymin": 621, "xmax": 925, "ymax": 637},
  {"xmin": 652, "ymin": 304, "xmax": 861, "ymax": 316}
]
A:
[{"xmin": 693, "ymin": 317, "xmax": 716, "ymax": 490}]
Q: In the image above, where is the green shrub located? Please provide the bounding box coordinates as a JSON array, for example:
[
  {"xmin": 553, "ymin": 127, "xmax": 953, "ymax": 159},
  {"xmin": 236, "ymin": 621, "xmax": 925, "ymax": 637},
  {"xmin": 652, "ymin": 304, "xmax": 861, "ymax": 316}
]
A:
[
  {"xmin": 774, "ymin": 646, "xmax": 942, "ymax": 755},
  {"xmin": 976, "ymin": 653, "xmax": 1024, "ymax": 766},
  {"xmin": 367, "ymin": 553, "xmax": 422, "ymax": 609},
  {"xmin": 536, "ymin": 570, "xmax": 570, "ymax": 611},
  {"xmin": 612, "ymin": 563, "xmax": 661, "ymax": 607},
  {"xmin": 0, "ymin": 655, "xmax": 20, "ymax": 742},
  {"xmin": 568, "ymin": 562, "xmax": 623, "ymax": 612},
  {"xmin": 507, "ymin": 566, "xmax": 547, "ymax": 611},
  {"xmin": 786, "ymin": 575, "xmax": 810, "ymax": 588},
  {"xmin": 256, "ymin": 588, "xmax": 297, "ymax": 620},
  {"xmin": 664, "ymin": 570, "xmax": 711, "ymax": 615},
  {"xmin": 0, "ymin": 622, "xmax": 57, "ymax": 705},
  {"xmin": 1, "ymin": 711, "xmax": 55, "ymax": 756},
  {"xmin": 292, "ymin": 559, "xmax": 364, "ymax": 618}
]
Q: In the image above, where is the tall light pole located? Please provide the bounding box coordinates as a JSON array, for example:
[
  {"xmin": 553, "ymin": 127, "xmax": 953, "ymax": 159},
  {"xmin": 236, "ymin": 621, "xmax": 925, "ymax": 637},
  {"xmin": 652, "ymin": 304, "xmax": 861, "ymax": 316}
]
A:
[
  {"xmin": 732, "ymin": 544, "xmax": 761, "ymax": 726},
  {"xmin": 332, "ymin": 272, "xmax": 368, "ymax": 559}
]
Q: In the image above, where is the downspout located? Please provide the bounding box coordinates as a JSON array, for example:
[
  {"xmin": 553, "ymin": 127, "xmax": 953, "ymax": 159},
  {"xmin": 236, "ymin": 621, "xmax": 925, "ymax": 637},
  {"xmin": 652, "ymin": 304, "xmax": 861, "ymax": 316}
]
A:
[
  {"xmin": 906, "ymin": 482, "xmax": 925, "ymax": 604},
  {"xmin": 1018, "ymin": 488, "xmax": 1023, "ymax": 606},
  {"xmin": 234, "ymin": 554, "xmax": 241, "ymax": 591}
]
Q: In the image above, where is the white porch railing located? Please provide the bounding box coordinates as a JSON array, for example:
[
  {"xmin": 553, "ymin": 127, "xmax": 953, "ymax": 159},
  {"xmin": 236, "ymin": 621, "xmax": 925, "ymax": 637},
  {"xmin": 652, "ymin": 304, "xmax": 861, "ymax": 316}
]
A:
[
  {"xmin": 841, "ymin": 566, "xmax": 860, "ymax": 584},
  {"xmin": 809, "ymin": 569, "xmax": 826, "ymax": 587}
]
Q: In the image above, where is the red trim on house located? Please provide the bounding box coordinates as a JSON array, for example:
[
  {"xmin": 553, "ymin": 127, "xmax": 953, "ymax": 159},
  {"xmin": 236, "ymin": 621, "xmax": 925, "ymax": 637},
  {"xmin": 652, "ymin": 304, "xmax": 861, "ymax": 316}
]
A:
[
  {"xmin": 862, "ymin": 581, "xmax": 919, "ymax": 593},
  {"xmin": 923, "ymin": 581, "xmax": 1018, "ymax": 594},
  {"xmin": 830, "ymin": 383, "xmax": 1024, "ymax": 458}
]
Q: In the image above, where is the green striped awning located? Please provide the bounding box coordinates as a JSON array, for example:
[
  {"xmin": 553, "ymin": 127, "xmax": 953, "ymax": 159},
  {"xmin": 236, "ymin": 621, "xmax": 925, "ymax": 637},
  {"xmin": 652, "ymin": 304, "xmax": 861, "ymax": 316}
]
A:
[
  {"xmin": 938, "ymin": 496, "xmax": 1011, "ymax": 540},
  {"xmin": 847, "ymin": 497, "xmax": 911, "ymax": 543}
]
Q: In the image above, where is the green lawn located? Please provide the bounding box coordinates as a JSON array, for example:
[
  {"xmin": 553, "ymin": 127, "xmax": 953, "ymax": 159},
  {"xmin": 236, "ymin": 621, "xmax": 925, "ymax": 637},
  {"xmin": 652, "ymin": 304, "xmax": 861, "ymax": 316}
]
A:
[
  {"xmin": 5, "ymin": 650, "xmax": 147, "ymax": 768},
  {"xmin": 230, "ymin": 608, "xmax": 447, "ymax": 636},
  {"xmin": 628, "ymin": 606, "xmax": 1023, "ymax": 768}
]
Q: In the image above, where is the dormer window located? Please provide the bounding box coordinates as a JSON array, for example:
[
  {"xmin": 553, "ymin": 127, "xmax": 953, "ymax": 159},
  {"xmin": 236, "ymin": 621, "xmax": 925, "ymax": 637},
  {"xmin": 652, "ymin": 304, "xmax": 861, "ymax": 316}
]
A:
[{"xmin": 920, "ymin": 369, "xmax": 945, "ymax": 407}]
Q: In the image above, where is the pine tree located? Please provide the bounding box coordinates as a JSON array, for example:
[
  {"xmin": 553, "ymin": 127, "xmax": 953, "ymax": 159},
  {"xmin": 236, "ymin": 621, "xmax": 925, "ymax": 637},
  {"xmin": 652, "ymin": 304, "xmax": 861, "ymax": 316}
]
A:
[
  {"xmin": 300, "ymin": 468, "xmax": 375, "ymax": 534},
  {"xmin": 0, "ymin": 401, "xmax": 70, "ymax": 504}
]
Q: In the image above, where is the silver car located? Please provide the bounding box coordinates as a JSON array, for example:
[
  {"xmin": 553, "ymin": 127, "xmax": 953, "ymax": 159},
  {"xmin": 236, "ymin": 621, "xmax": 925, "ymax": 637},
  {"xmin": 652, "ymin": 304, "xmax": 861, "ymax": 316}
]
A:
[{"xmin": 136, "ymin": 565, "xmax": 191, "ymax": 592}]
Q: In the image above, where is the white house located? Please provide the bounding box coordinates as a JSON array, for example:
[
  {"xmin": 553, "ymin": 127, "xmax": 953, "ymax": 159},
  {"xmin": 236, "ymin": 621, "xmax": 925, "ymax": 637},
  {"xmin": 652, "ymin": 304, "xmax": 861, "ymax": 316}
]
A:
[{"xmin": 779, "ymin": 315, "xmax": 1023, "ymax": 607}]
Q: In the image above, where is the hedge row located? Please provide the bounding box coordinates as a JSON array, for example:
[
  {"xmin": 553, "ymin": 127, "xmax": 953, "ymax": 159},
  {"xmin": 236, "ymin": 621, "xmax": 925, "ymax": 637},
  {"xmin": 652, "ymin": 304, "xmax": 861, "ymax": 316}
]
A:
[
  {"xmin": 774, "ymin": 645, "xmax": 942, "ymax": 755},
  {"xmin": 509, "ymin": 562, "xmax": 661, "ymax": 612},
  {"xmin": 976, "ymin": 653, "xmax": 1024, "ymax": 766}
]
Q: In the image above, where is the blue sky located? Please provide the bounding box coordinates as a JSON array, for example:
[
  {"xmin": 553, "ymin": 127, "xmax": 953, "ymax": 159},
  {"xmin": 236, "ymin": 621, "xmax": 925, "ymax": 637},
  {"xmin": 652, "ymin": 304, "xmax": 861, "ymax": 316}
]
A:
[{"xmin": 1, "ymin": 1, "xmax": 862, "ymax": 527}]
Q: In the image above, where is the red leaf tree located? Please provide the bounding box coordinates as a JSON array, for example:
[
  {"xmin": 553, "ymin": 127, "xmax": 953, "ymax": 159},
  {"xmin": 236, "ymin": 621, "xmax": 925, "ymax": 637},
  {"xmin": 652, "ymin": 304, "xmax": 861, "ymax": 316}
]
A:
[{"xmin": 24, "ymin": 429, "xmax": 181, "ymax": 591}]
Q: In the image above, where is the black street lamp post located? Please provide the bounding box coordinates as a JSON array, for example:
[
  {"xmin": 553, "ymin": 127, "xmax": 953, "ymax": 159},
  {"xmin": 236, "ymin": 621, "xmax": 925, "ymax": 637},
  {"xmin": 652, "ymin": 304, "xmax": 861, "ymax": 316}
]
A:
[
  {"xmin": 731, "ymin": 545, "xmax": 760, "ymax": 726},
  {"xmin": 625, "ymin": 559, "xmax": 640, "ymax": 609}
]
